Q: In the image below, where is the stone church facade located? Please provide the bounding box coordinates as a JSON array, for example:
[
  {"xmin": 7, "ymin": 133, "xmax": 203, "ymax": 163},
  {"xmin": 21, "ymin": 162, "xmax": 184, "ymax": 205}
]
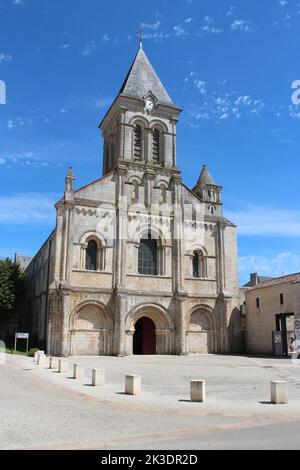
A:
[{"xmin": 25, "ymin": 42, "xmax": 241, "ymax": 356}]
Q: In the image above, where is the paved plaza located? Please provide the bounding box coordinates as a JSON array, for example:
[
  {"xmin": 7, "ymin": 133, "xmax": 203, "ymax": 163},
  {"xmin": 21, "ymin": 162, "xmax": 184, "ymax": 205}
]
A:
[{"xmin": 1, "ymin": 353, "xmax": 300, "ymax": 449}]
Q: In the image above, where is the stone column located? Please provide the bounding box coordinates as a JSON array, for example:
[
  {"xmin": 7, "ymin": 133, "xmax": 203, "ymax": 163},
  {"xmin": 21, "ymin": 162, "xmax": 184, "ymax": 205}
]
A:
[
  {"xmin": 114, "ymin": 290, "xmax": 128, "ymax": 356},
  {"xmin": 113, "ymin": 164, "xmax": 128, "ymax": 356},
  {"xmin": 59, "ymin": 286, "xmax": 71, "ymax": 356},
  {"xmin": 145, "ymin": 169, "xmax": 155, "ymax": 209},
  {"xmin": 176, "ymin": 293, "xmax": 188, "ymax": 355},
  {"xmin": 118, "ymin": 107, "xmax": 126, "ymax": 160},
  {"xmin": 173, "ymin": 175, "xmax": 185, "ymax": 292},
  {"xmin": 145, "ymin": 128, "xmax": 152, "ymax": 163},
  {"xmin": 216, "ymin": 221, "xmax": 226, "ymax": 293},
  {"xmin": 54, "ymin": 206, "xmax": 64, "ymax": 281}
]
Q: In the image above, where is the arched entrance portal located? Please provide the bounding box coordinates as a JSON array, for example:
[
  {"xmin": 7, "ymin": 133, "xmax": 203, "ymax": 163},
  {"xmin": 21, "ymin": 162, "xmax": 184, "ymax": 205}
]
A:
[{"xmin": 133, "ymin": 317, "xmax": 156, "ymax": 355}]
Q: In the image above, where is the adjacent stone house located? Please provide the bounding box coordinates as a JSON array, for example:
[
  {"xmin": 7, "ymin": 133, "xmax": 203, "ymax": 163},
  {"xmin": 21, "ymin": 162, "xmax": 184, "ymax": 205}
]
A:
[
  {"xmin": 245, "ymin": 273, "xmax": 300, "ymax": 356},
  {"xmin": 24, "ymin": 41, "xmax": 241, "ymax": 356}
]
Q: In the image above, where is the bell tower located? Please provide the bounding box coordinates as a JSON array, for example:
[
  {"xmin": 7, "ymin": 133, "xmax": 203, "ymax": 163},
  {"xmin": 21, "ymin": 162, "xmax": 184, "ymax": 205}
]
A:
[{"xmin": 99, "ymin": 40, "xmax": 182, "ymax": 176}]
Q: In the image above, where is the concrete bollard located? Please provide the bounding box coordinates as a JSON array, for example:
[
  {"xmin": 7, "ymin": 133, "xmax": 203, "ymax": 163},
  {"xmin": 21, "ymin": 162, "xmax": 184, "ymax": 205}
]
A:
[
  {"xmin": 91, "ymin": 368, "xmax": 105, "ymax": 387},
  {"xmin": 37, "ymin": 353, "xmax": 46, "ymax": 366},
  {"xmin": 58, "ymin": 359, "xmax": 68, "ymax": 373},
  {"xmin": 271, "ymin": 381, "xmax": 288, "ymax": 404},
  {"xmin": 190, "ymin": 380, "xmax": 206, "ymax": 402},
  {"xmin": 73, "ymin": 364, "xmax": 84, "ymax": 379},
  {"xmin": 125, "ymin": 375, "xmax": 141, "ymax": 395},
  {"xmin": 35, "ymin": 350, "xmax": 45, "ymax": 363},
  {"xmin": 49, "ymin": 357, "xmax": 59, "ymax": 369}
]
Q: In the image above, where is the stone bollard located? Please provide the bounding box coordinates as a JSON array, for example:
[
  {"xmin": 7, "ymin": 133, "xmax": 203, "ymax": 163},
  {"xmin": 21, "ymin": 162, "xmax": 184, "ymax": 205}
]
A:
[
  {"xmin": 58, "ymin": 359, "xmax": 68, "ymax": 373},
  {"xmin": 91, "ymin": 369, "xmax": 105, "ymax": 387},
  {"xmin": 37, "ymin": 353, "xmax": 46, "ymax": 366},
  {"xmin": 125, "ymin": 375, "xmax": 141, "ymax": 395},
  {"xmin": 190, "ymin": 380, "xmax": 206, "ymax": 402},
  {"xmin": 73, "ymin": 364, "xmax": 84, "ymax": 379},
  {"xmin": 35, "ymin": 350, "xmax": 45, "ymax": 363},
  {"xmin": 271, "ymin": 381, "xmax": 288, "ymax": 404},
  {"xmin": 49, "ymin": 357, "xmax": 59, "ymax": 369}
]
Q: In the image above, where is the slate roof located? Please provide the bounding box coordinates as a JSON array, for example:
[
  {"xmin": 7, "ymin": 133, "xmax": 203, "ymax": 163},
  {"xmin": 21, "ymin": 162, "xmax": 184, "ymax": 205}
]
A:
[
  {"xmin": 119, "ymin": 44, "xmax": 175, "ymax": 106},
  {"xmin": 14, "ymin": 254, "xmax": 34, "ymax": 271},
  {"xmin": 195, "ymin": 165, "xmax": 216, "ymax": 187}
]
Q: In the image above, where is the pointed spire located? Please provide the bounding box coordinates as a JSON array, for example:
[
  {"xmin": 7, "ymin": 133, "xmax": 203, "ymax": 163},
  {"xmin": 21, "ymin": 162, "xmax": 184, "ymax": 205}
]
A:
[
  {"xmin": 193, "ymin": 164, "xmax": 222, "ymax": 205},
  {"xmin": 65, "ymin": 166, "xmax": 75, "ymax": 201},
  {"xmin": 197, "ymin": 165, "xmax": 216, "ymax": 186},
  {"xmin": 119, "ymin": 42, "xmax": 175, "ymax": 106}
]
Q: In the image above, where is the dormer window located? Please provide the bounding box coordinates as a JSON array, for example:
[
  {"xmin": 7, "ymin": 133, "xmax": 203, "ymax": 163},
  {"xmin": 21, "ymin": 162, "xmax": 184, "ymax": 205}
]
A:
[{"xmin": 134, "ymin": 125, "xmax": 142, "ymax": 160}]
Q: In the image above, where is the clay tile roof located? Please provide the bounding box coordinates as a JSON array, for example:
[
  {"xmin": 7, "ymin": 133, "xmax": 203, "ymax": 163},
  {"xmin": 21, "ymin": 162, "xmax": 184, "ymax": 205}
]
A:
[{"xmin": 248, "ymin": 272, "xmax": 300, "ymax": 290}]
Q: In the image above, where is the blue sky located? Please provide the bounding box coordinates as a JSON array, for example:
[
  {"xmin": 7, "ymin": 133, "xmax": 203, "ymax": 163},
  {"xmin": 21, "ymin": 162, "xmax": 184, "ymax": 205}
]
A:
[{"xmin": 0, "ymin": 0, "xmax": 299, "ymax": 285}]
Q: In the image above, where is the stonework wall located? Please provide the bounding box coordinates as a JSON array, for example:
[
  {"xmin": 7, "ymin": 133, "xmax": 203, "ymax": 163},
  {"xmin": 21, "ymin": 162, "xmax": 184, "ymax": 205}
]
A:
[
  {"xmin": 245, "ymin": 282, "xmax": 300, "ymax": 354},
  {"xmin": 24, "ymin": 52, "xmax": 241, "ymax": 356},
  {"xmin": 25, "ymin": 233, "xmax": 55, "ymax": 347}
]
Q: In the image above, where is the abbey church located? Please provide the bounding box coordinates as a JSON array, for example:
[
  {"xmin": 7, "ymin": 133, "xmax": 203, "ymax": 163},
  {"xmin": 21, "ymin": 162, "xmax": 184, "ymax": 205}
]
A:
[{"xmin": 24, "ymin": 41, "xmax": 241, "ymax": 356}]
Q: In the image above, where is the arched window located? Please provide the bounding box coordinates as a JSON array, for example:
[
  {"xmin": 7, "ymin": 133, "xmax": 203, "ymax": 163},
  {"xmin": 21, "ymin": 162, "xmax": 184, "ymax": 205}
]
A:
[
  {"xmin": 192, "ymin": 250, "xmax": 207, "ymax": 278},
  {"xmin": 138, "ymin": 233, "xmax": 157, "ymax": 276},
  {"xmin": 153, "ymin": 128, "xmax": 160, "ymax": 162},
  {"xmin": 134, "ymin": 125, "xmax": 142, "ymax": 160},
  {"xmin": 85, "ymin": 240, "xmax": 98, "ymax": 271}
]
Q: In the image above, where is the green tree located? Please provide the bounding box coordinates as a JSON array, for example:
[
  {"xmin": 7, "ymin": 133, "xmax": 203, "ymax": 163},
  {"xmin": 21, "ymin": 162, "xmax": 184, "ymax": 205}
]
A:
[{"xmin": 0, "ymin": 258, "xmax": 26, "ymax": 323}]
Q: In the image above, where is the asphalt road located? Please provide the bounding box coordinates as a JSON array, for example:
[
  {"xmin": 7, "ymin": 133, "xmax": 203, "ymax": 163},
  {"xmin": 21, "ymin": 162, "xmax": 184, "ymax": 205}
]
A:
[{"xmin": 1, "ymin": 354, "xmax": 300, "ymax": 450}]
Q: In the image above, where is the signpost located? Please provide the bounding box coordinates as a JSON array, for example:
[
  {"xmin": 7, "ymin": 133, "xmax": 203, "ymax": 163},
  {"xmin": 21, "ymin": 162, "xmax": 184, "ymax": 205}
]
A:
[{"xmin": 14, "ymin": 333, "xmax": 29, "ymax": 354}]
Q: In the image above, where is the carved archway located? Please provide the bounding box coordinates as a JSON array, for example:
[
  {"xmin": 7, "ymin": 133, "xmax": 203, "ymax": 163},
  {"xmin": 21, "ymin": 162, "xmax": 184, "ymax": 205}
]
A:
[
  {"xmin": 125, "ymin": 303, "xmax": 175, "ymax": 355},
  {"xmin": 69, "ymin": 301, "xmax": 112, "ymax": 356},
  {"xmin": 186, "ymin": 306, "xmax": 218, "ymax": 354}
]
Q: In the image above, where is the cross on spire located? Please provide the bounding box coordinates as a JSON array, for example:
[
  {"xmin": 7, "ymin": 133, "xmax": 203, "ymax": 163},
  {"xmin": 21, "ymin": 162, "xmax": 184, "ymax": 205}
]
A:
[{"xmin": 139, "ymin": 23, "xmax": 143, "ymax": 48}]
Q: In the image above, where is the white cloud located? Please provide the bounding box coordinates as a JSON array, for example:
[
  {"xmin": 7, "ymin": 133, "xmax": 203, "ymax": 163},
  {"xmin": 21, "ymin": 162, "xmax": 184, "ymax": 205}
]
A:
[
  {"xmin": 0, "ymin": 53, "xmax": 12, "ymax": 64},
  {"xmin": 82, "ymin": 40, "xmax": 96, "ymax": 56},
  {"xmin": 226, "ymin": 6, "xmax": 235, "ymax": 16},
  {"xmin": 0, "ymin": 193, "xmax": 57, "ymax": 225},
  {"xmin": 231, "ymin": 19, "xmax": 254, "ymax": 32},
  {"xmin": 60, "ymin": 44, "xmax": 70, "ymax": 50},
  {"xmin": 185, "ymin": 17, "xmax": 193, "ymax": 23},
  {"xmin": 0, "ymin": 152, "xmax": 49, "ymax": 168},
  {"xmin": 289, "ymin": 104, "xmax": 300, "ymax": 118},
  {"xmin": 6, "ymin": 116, "xmax": 33, "ymax": 129},
  {"xmin": 173, "ymin": 25, "xmax": 187, "ymax": 37},
  {"xmin": 102, "ymin": 34, "xmax": 109, "ymax": 42},
  {"xmin": 239, "ymin": 252, "xmax": 300, "ymax": 278},
  {"xmin": 278, "ymin": 0, "xmax": 288, "ymax": 6},
  {"xmin": 142, "ymin": 21, "xmax": 161, "ymax": 31},
  {"xmin": 225, "ymin": 206, "xmax": 300, "ymax": 237},
  {"xmin": 194, "ymin": 80, "xmax": 207, "ymax": 94},
  {"xmin": 12, "ymin": 0, "xmax": 25, "ymax": 5},
  {"xmin": 198, "ymin": 16, "xmax": 223, "ymax": 35},
  {"xmin": 185, "ymin": 79, "xmax": 265, "ymax": 125}
]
